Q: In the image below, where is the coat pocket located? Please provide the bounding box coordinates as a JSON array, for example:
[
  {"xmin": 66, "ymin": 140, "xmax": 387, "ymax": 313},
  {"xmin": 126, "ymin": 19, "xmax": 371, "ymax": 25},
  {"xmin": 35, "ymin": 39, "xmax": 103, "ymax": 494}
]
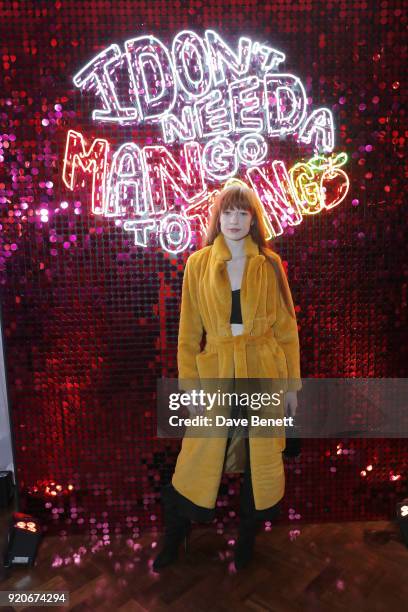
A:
[
  {"xmin": 195, "ymin": 350, "xmax": 219, "ymax": 379},
  {"xmin": 275, "ymin": 342, "xmax": 289, "ymax": 380},
  {"xmin": 260, "ymin": 340, "xmax": 288, "ymax": 380}
]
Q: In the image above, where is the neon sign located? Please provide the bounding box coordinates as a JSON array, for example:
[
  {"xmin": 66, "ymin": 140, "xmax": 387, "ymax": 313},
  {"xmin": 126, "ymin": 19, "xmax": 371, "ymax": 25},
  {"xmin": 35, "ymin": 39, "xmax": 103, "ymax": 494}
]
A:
[{"xmin": 63, "ymin": 30, "xmax": 350, "ymax": 253}]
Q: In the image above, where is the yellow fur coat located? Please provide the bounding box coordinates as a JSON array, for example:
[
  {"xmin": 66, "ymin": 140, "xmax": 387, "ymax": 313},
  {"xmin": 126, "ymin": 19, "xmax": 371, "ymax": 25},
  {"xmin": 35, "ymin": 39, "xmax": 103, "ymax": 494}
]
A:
[{"xmin": 172, "ymin": 232, "xmax": 301, "ymax": 511}]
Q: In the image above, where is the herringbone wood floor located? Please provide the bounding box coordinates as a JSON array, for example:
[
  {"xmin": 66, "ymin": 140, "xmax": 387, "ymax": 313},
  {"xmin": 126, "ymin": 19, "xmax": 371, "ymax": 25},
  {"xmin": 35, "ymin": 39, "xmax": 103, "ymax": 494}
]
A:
[{"xmin": 0, "ymin": 507, "xmax": 407, "ymax": 612}]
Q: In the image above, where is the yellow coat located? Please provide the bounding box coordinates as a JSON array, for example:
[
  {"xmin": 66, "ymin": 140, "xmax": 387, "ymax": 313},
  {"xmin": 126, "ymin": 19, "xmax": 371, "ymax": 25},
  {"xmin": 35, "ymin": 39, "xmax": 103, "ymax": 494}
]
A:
[{"xmin": 172, "ymin": 232, "xmax": 301, "ymax": 511}]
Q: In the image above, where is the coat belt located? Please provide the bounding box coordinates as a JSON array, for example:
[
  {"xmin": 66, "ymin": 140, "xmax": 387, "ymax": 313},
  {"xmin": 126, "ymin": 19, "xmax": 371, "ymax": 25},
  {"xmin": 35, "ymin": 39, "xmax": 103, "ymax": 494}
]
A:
[{"xmin": 206, "ymin": 327, "xmax": 277, "ymax": 378}]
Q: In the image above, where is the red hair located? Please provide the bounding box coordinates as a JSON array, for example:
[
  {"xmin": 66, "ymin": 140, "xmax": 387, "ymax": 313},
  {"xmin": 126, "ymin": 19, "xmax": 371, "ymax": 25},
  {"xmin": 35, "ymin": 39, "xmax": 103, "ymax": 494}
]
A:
[{"xmin": 202, "ymin": 180, "xmax": 296, "ymax": 319}]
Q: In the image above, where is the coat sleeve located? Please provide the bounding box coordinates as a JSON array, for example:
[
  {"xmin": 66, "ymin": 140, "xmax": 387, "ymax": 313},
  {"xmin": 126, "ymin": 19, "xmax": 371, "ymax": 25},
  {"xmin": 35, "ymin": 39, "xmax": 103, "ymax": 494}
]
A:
[
  {"xmin": 271, "ymin": 257, "xmax": 302, "ymax": 392},
  {"xmin": 177, "ymin": 255, "xmax": 204, "ymax": 390}
]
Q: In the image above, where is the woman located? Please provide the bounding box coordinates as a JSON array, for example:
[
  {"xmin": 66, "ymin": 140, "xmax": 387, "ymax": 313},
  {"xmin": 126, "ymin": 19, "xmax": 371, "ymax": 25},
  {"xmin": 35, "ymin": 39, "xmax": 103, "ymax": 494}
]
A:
[{"xmin": 153, "ymin": 179, "xmax": 301, "ymax": 571}]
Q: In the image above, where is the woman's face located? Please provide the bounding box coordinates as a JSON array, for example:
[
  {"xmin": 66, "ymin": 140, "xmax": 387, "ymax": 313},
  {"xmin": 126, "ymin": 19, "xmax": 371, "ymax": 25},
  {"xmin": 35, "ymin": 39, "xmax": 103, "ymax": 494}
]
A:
[{"xmin": 220, "ymin": 207, "xmax": 253, "ymax": 241}]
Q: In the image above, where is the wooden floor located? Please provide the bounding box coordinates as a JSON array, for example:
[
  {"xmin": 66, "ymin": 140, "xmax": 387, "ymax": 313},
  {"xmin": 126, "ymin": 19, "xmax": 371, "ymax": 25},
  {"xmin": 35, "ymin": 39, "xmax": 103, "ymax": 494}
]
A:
[{"xmin": 0, "ymin": 507, "xmax": 407, "ymax": 611}]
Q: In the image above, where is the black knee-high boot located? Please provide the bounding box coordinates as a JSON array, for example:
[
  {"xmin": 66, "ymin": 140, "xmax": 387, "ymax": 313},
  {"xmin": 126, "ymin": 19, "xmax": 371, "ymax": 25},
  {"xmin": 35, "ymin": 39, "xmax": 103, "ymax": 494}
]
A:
[
  {"xmin": 153, "ymin": 484, "xmax": 191, "ymax": 571},
  {"xmin": 234, "ymin": 438, "xmax": 260, "ymax": 570}
]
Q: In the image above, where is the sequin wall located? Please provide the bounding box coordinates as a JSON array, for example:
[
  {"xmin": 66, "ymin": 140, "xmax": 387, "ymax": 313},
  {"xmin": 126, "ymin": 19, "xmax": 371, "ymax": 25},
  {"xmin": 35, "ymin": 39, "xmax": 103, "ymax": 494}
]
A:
[{"xmin": 0, "ymin": 0, "xmax": 407, "ymax": 536}]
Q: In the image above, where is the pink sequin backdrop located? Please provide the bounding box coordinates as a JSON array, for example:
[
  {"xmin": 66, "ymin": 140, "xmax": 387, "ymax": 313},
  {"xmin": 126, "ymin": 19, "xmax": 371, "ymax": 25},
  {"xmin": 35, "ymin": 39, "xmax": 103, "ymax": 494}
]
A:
[{"xmin": 0, "ymin": 0, "xmax": 406, "ymax": 535}]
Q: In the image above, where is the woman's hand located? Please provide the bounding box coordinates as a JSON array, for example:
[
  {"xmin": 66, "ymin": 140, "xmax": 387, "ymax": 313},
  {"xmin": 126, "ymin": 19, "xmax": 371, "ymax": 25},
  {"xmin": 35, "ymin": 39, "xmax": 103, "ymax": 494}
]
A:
[
  {"xmin": 183, "ymin": 391, "xmax": 205, "ymax": 417},
  {"xmin": 284, "ymin": 391, "xmax": 298, "ymax": 418}
]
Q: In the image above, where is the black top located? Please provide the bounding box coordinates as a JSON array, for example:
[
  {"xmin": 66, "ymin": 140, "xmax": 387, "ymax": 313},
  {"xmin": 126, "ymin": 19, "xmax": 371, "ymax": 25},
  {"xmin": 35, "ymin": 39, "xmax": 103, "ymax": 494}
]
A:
[{"xmin": 230, "ymin": 289, "xmax": 243, "ymax": 324}]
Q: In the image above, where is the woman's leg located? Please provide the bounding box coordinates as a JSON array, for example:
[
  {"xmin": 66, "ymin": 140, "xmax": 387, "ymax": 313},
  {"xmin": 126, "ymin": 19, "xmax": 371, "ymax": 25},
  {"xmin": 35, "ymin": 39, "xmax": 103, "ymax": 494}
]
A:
[
  {"xmin": 235, "ymin": 421, "xmax": 282, "ymax": 569},
  {"xmin": 239, "ymin": 436, "xmax": 256, "ymax": 515},
  {"xmin": 234, "ymin": 429, "xmax": 258, "ymax": 569},
  {"xmin": 153, "ymin": 483, "xmax": 192, "ymax": 571}
]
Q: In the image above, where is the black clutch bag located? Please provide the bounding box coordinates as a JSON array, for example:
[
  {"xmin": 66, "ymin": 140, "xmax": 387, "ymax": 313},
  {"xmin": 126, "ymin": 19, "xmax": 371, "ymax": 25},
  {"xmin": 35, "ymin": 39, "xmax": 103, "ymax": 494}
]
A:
[{"xmin": 283, "ymin": 436, "xmax": 302, "ymax": 458}]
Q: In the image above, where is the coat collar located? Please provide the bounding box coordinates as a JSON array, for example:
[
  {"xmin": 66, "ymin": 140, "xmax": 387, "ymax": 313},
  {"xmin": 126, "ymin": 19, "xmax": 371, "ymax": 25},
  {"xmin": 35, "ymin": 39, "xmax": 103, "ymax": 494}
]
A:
[
  {"xmin": 209, "ymin": 233, "xmax": 266, "ymax": 336},
  {"xmin": 212, "ymin": 232, "xmax": 260, "ymax": 261}
]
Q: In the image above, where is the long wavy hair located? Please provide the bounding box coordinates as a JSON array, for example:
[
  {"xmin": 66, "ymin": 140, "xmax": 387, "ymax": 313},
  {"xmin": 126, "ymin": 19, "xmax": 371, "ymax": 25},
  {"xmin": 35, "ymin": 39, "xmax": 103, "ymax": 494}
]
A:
[{"xmin": 202, "ymin": 179, "xmax": 296, "ymax": 318}]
